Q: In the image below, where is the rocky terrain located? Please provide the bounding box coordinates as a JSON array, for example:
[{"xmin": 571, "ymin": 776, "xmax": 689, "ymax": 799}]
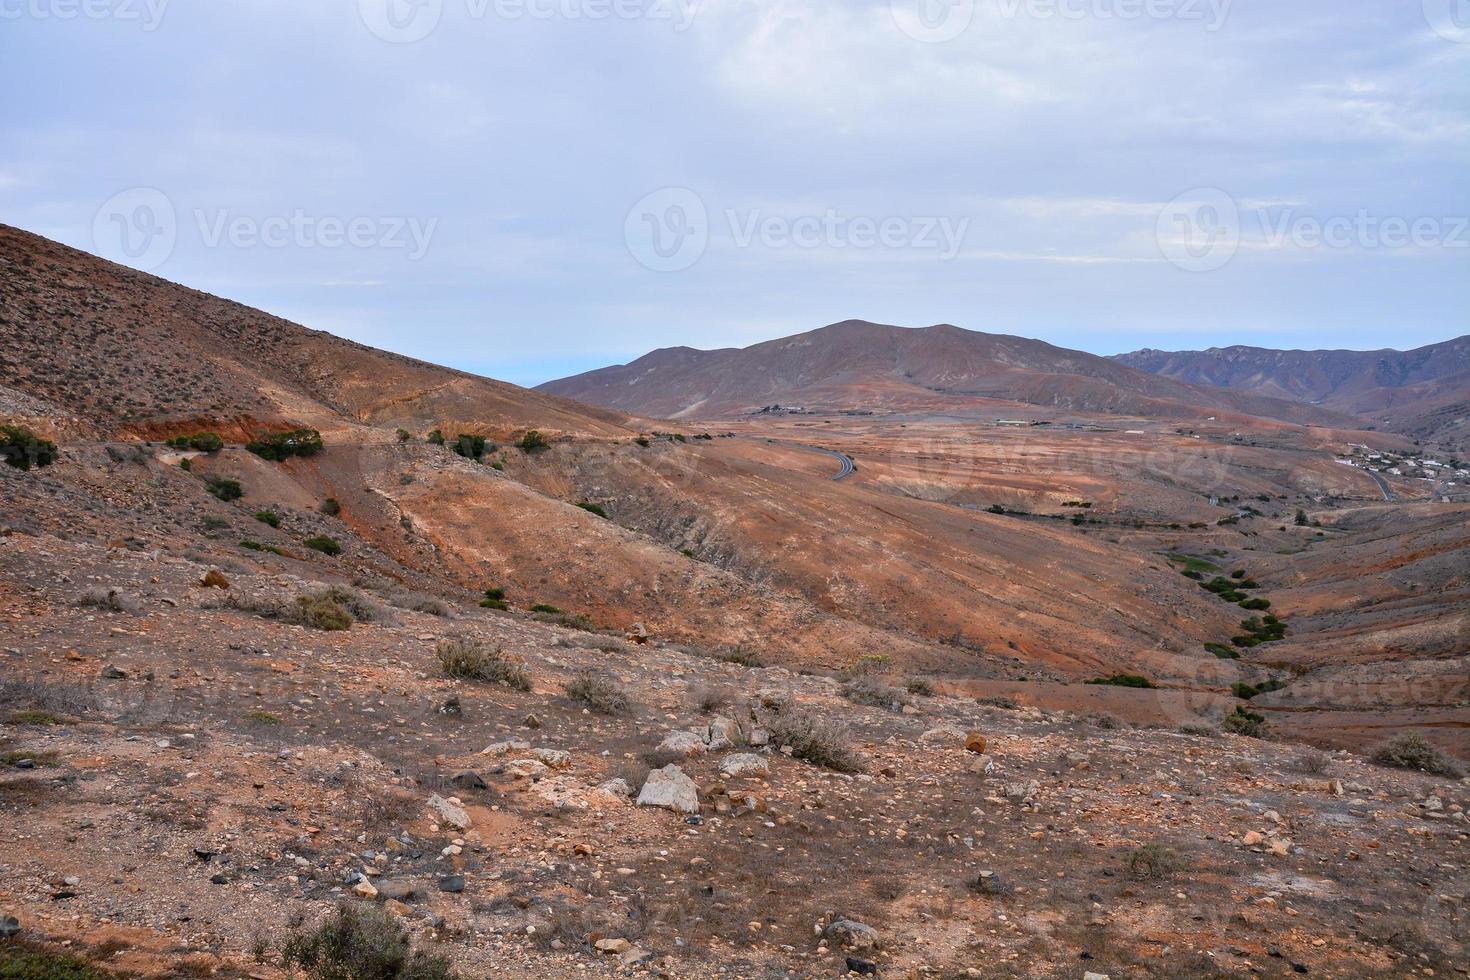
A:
[{"xmin": 2, "ymin": 227, "xmax": 1469, "ymax": 978}]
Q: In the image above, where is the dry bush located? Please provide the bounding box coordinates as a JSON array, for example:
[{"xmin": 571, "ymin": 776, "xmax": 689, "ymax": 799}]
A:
[
  {"xmin": 383, "ymin": 588, "xmax": 453, "ymax": 618},
  {"xmin": 279, "ymin": 904, "xmax": 456, "ymax": 980},
  {"xmin": 904, "ymin": 676, "xmax": 936, "ymax": 697},
  {"xmin": 565, "ymin": 670, "xmax": 631, "ymax": 715},
  {"xmin": 1289, "ymin": 748, "xmax": 1331, "ymax": 774},
  {"xmin": 689, "ymin": 683, "xmax": 733, "ymax": 714},
  {"xmin": 1126, "ymin": 842, "xmax": 1183, "ymax": 879},
  {"xmin": 842, "ymin": 676, "xmax": 909, "ymax": 712},
  {"xmin": 764, "ymin": 707, "xmax": 862, "ymax": 773},
  {"xmin": 436, "ymin": 637, "xmax": 532, "ymax": 691},
  {"xmin": 310, "ymin": 585, "xmax": 390, "ymax": 623},
  {"xmin": 1372, "ymin": 733, "xmax": 1463, "ymax": 777},
  {"xmin": 76, "ymin": 586, "xmax": 141, "ymax": 614}
]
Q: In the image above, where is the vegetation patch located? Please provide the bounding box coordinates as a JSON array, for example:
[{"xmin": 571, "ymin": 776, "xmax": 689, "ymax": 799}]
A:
[
  {"xmin": 246, "ymin": 428, "xmax": 323, "ymax": 461},
  {"xmin": 764, "ymin": 707, "xmax": 863, "ymax": 773},
  {"xmin": 166, "ymin": 433, "xmax": 223, "ymax": 452},
  {"xmin": 254, "ymin": 509, "xmax": 281, "ymax": 528},
  {"xmin": 0, "ymin": 425, "xmax": 58, "ymax": 472},
  {"xmin": 1371, "ymin": 733, "xmax": 1463, "ymax": 777},
  {"xmin": 1223, "ymin": 705, "xmax": 1267, "ymax": 738},
  {"xmin": 479, "ymin": 587, "xmax": 508, "ymax": 611},
  {"xmin": 575, "ymin": 502, "xmax": 608, "ymax": 518},
  {"xmin": 1087, "ymin": 674, "xmax": 1155, "ymax": 689},
  {"xmin": 294, "ymin": 592, "xmax": 355, "ymax": 631},
  {"xmin": 206, "ymin": 477, "xmax": 243, "ymax": 501},
  {"xmin": 0, "ymin": 941, "xmax": 112, "ymax": 979},
  {"xmin": 452, "ymin": 433, "xmax": 489, "ymax": 460},
  {"xmin": 279, "ymin": 904, "xmax": 457, "ymax": 980},
  {"xmin": 517, "ymin": 430, "xmax": 550, "ymax": 453},
  {"xmin": 240, "ymin": 540, "xmax": 285, "ymax": 556},
  {"xmin": 565, "ymin": 670, "xmax": 631, "ymax": 715},
  {"xmin": 437, "ymin": 637, "xmax": 532, "ymax": 691},
  {"xmin": 303, "ymin": 535, "xmax": 342, "ymax": 556}
]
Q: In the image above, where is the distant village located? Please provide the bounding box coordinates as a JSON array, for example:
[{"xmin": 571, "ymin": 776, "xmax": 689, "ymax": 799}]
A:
[{"xmin": 1337, "ymin": 444, "xmax": 1469, "ymax": 495}]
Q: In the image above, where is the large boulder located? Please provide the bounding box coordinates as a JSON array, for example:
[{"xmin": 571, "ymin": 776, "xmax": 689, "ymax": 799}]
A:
[
  {"xmin": 636, "ymin": 765, "xmax": 699, "ymax": 814},
  {"xmin": 658, "ymin": 730, "xmax": 709, "ymax": 756}
]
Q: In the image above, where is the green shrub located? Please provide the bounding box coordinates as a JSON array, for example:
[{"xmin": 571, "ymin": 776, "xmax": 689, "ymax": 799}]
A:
[
  {"xmin": 1223, "ymin": 705, "xmax": 1267, "ymax": 738},
  {"xmin": 490, "ymin": 461, "xmax": 504, "ymax": 471},
  {"xmin": 634, "ymin": 436, "xmax": 650, "ymax": 448},
  {"xmin": 168, "ymin": 432, "xmax": 223, "ymax": 452},
  {"xmin": 575, "ymin": 502, "xmax": 608, "ymax": 518},
  {"xmin": 530, "ymin": 603, "xmax": 562, "ymax": 615},
  {"xmin": 565, "ymin": 670, "xmax": 631, "ymax": 715},
  {"xmin": 279, "ymin": 904, "xmax": 457, "ymax": 980},
  {"xmin": 396, "ymin": 428, "xmax": 413, "ymax": 443},
  {"xmin": 294, "ymin": 593, "xmax": 353, "ymax": 631},
  {"xmin": 452, "ymin": 434, "xmax": 488, "ymax": 459},
  {"xmin": 240, "ymin": 540, "xmax": 285, "ymax": 556},
  {"xmin": 1204, "ymin": 642, "xmax": 1239, "ymax": 659},
  {"xmin": 436, "ymin": 637, "xmax": 531, "ymax": 690},
  {"xmin": 0, "ymin": 425, "xmax": 58, "ymax": 471},
  {"xmin": 320, "ymin": 497, "xmax": 341, "ymax": 516},
  {"xmin": 207, "ymin": 477, "xmax": 243, "ymax": 501},
  {"xmin": 719, "ymin": 646, "xmax": 765, "ymax": 668},
  {"xmin": 246, "ymin": 428, "xmax": 323, "ymax": 461},
  {"xmin": 1087, "ymin": 674, "xmax": 1155, "ymax": 689},
  {"xmin": 303, "ymin": 535, "xmax": 342, "ymax": 556},
  {"xmin": 1231, "ymin": 681, "xmax": 1259, "ymax": 699},
  {"xmin": 244, "ymin": 710, "xmax": 282, "ymax": 724},
  {"xmin": 0, "ymin": 941, "xmax": 110, "ymax": 979},
  {"xmin": 1371, "ymin": 733, "xmax": 1463, "ymax": 777},
  {"xmin": 517, "ymin": 430, "xmax": 550, "ymax": 453},
  {"xmin": 179, "ymin": 458, "xmax": 192, "ymax": 471},
  {"xmin": 1239, "ymin": 597, "xmax": 1271, "ymax": 610},
  {"xmin": 254, "ymin": 509, "xmax": 281, "ymax": 528},
  {"xmin": 426, "ymin": 429, "xmax": 446, "ymax": 446}
]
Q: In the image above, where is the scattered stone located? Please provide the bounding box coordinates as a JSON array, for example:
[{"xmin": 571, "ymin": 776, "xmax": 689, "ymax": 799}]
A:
[
  {"xmin": 522, "ymin": 713, "xmax": 542, "ymax": 729},
  {"xmin": 824, "ymin": 918, "xmax": 879, "ymax": 951},
  {"xmin": 352, "ymin": 879, "xmax": 379, "ymax": 899},
  {"xmin": 100, "ymin": 665, "xmax": 127, "ymax": 680},
  {"xmin": 0, "ymin": 915, "xmax": 19, "ymax": 939},
  {"xmin": 595, "ymin": 937, "xmax": 631, "ymax": 954},
  {"xmin": 636, "ymin": 765, "xmax": 699, "ymax": 814},
  {"xmin": 965, "ymin": 731, "xmax": 987, "ymax": 754},
  {"xmin": 437, "ymin": 874, "xmax": 465, "ymax": 893},
  {"xmin": 482, "ymin": 739, "xmax": 530, "ymax": 756},
  {"xmin": 658, "ymin": 730, "xmax": 709, "ymax": 756},
  {"xmin": 704, "ymin": 716, "xmax": 739, "ymax": 750},
  {"xmin": 719, "ymin": 753, "xmax": 769, "ymax": 778},
  {"xmin": 846, "ymin": 957, "xmax": 879, "ymax": 976},
  {"xmin": 450, "ymin": 770, "xmax": 487, "ymax": 790},
  {"xmin": 597, "ymin": 778, "xmax": 633, "ymax": 798},
  {"xmin": 506, "ymin": 758, "xmax": 549, "ymax": 780},
  {"xmin": 530, "ymin": 747, "xmax": 571, "ymax": 769},
  {"xmin": 426, "ymin": 794, "xmax": 472, "ymax": 831}
]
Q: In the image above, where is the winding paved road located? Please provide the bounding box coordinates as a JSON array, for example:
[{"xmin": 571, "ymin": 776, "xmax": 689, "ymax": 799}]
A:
[
  {"xmin": 1364, "ymin": 469, "xmax": 1392, "ymax": 501},
  {"xmin": 809, "ymin": 446, "xmax": 855, "ymax": 480}
]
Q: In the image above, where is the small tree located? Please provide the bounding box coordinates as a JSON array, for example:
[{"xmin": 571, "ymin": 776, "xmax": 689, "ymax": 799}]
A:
[
  {"xmin": 517, "ymin": 430, "xmax": 549, "ymax": 453},
  {"xmin": 0, "ymin": 425, "xmax": 58, "ymax": 471}
]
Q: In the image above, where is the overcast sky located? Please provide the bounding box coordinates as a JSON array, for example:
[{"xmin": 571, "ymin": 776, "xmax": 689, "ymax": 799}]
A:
[{"xmin": 3, "ymin": 0, "xmax": 1467, "ymax": 386}]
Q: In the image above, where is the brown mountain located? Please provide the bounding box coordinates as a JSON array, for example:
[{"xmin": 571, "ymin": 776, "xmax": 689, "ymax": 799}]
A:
[
  {"xmin": 0, "ymin": 223, "xmax": 635, "ymax": 442},
  {"xmin": 537, "ymin": 319, "xmax": 1355, "ymax": 426},
  {"xmin": 1114, "ymin": 338, "xmax": 1470, "ymax": 446}
]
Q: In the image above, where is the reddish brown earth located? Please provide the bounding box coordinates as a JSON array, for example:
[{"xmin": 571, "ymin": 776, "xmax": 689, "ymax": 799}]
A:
[{"xmin": 1, "ymin": 226, "xmax": 1468, "ymax": 978}]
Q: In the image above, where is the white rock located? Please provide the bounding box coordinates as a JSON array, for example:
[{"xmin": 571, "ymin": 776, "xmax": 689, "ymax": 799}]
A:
[
  {"xmin": 426, "ymin": 794, "xmax": 472, "ymax": 831},
  {"xmin": 719, "ymin": 753, "xmax": 769, "ymax": 778},
  {"xmin": 482, "ymin": 739, "xmax": 530, "ymax": 756},
  {"xmin": 658, "ymin": 730, "xmax": 709, "ymax": 756},
  {"xmin": 704, "ymin": 716, "xmax": 739, "ymax": 751},
  {"xmin": 531, "ymin": 748, "xmax": 572, "ymax": 769},
  {"xmin": 636, "ymin": 765, "xmax": 699, "ymax": 814}
]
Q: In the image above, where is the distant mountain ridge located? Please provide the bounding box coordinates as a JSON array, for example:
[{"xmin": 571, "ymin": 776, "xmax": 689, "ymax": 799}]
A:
[
  {"xmin": 539, "ymin": 319, "xmax": 1355, "ymax": 427},
  {"xmin": 1114, "ymin": 337, "xmax": 1470, "ymax": 445}
]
